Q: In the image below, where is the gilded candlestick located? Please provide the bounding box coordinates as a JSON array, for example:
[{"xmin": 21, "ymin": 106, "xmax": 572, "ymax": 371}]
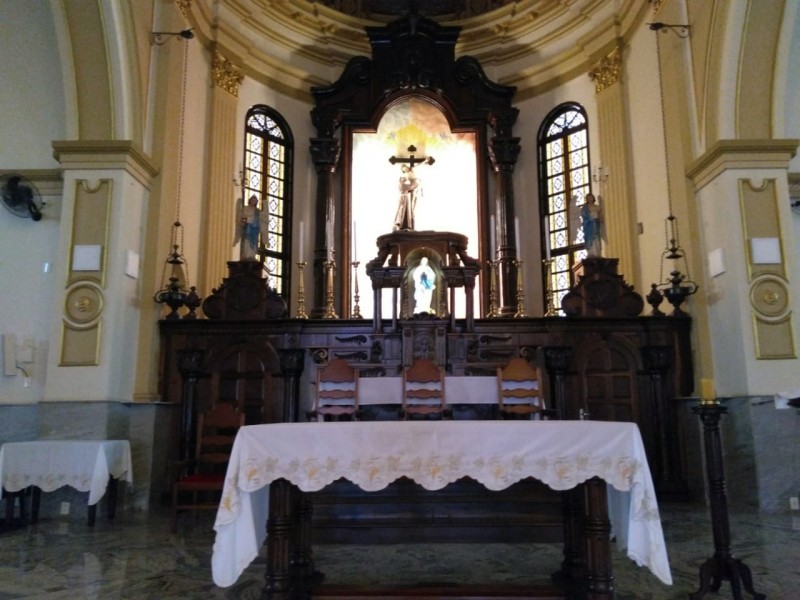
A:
[
  {"xmin": 514, "ymin": 259, "xmax": 527, "ymax": 318},
  {"xmin": 294, "ymin": 261, "xmax": 308, "ymax": 319},
  {"xmin": 323, "ymin": 259, "xmax": 338, "ymax": 319},
  {"xmin": 487, "ymin": 260, "xmax": 499, "ymax": 318},
  {"xmin": 352, "ymin": 261, "xmax": 363, "ymax": 319},
  {"xmin": 543, "ymin": 258, "xmax": 558, "ymax": 317}
]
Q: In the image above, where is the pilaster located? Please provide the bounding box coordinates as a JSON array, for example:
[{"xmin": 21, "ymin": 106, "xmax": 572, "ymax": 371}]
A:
[
  {"xmin": 588, "ymin": 46, "xmax": 639, "ymax": 289},
  {"xmin": 198, "ymin": 50, "xmax": 243, "ymax": 296}
]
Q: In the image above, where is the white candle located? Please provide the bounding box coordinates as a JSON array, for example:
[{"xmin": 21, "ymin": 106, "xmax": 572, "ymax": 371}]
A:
[
  {"xmin": 489, "ymin": 215, "xmax": 496, "ymax": 256},
  {"xmin": 544, "ymin": 216, "xmax": 551, "ymax": 261},
  {"xmin": 515, "ymin": 217, "xmax": 521, "ymax": 261},
  {"xmin": 353, "ymin": 221, "xmax": 357, "ymax": 259},
  {"xmin": 298, "ymin": 221, "xmax": 304, "ymax": 263}
]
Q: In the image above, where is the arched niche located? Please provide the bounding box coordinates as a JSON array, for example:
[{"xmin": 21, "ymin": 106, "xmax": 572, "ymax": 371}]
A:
[{"xmin": 309, "ymin": 10, "xmax": 522, "ymax": 319}]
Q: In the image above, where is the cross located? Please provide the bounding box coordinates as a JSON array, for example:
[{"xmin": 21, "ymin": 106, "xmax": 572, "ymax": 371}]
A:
[{"xmin": 389, "ymin": 145, "xmax": 435, "ymax": 169}]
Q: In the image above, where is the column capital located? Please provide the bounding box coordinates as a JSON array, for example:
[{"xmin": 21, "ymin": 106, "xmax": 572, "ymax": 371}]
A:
[
  {"xmin": 212, "ymin": 51, "xmax": 244, "ymax": 97},
  {"xmin": 588, "ymin": 47, "xmax": 622, "ymax": 94}
]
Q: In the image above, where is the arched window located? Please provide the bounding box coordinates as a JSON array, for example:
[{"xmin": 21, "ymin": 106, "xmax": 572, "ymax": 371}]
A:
[
  {"xmin": 243, "ymin": 105, "xmax": 294, "ymax": 297},
  {"xmin": 537, "ymin": 103, "xmax": 592, "ymax": 314}
]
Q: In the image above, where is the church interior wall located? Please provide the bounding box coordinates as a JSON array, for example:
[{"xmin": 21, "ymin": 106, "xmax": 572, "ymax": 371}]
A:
[
  {"xmin": 625, "ymin": 23, "xmax": 672, "ymax": 292},
  {"xmin": 0, "ymin": 0, "xmax": 65, "ymax": 407},
  {"xmin": 0, "ymin": 0, "xmax": 797, "ymax": 515}
]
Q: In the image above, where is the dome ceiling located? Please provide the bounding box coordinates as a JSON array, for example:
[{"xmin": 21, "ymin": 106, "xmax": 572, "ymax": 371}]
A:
[{"xmin": 186, "ymin": 0, "xmax": 651, "ymax": 99}]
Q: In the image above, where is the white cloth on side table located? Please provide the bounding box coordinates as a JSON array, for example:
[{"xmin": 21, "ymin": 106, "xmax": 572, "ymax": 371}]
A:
[{"xmin": 0, "ymin": 440, "xmax": 133, "ymax": 505}]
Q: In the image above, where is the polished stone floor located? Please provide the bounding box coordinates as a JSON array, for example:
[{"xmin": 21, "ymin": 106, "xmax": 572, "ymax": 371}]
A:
[{"xmin": 0, "ymin": 501, "xmax": 797, "ymax": 599}]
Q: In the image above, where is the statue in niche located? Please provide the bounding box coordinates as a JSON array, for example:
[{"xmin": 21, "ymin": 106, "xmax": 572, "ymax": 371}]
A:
[
  {"xmin": 233, "ymin": 194, "xmax": 268, "ymax": 261},
  {"xmin": 412, "ymin": 257, "xmax": 436, "ymax": 314}
]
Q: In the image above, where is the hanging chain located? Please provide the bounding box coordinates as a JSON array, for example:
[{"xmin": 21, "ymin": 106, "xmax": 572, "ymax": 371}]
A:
[
  {"xmin": 174, "ymin": 38, "xmax": 190, "ymax": 287},
  {"xmin": 654, "ymin": 34, "xmax": 691, "ymax": 283}
]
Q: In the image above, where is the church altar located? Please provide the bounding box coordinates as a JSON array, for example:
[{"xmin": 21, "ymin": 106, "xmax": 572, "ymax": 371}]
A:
[{"xmin": 211, "ymin": 420, "xmax": 672, "ymax": 596}]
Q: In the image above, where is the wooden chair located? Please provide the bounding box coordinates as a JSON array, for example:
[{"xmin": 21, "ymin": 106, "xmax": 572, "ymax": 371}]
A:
[
  {"xmin": 496, "ymin": 357, "xmax": 552, "ymax": 419},
  {"xmin": 171, "ymin": 402, "xmax": 244, "ymax": 532},
  {"xmin": 309, "ymin": 358, "xmax": 360, "ymax": 421},
  {"xmin": 400, "ymin": 358, "xmax": 450, "ymax": 419}
]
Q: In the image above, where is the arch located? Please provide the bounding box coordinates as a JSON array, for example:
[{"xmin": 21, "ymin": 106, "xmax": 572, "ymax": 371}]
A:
[
  {"xmin": 205, "ymin": 340, "xmax": 282, "ymax": 424},
  {"xmin": 309, "ymin": 11, "xmax": 520, "ymax": 316},
  {"xmin": 537, "ymin": 102, "xmax": 593, "ymax": 315},
  {"xmin": 573, "ymin": 335, "xmax": 643, "ymax": 425},
  {"xmin": 242, "ymin": 105, "xmax": 295, "ymax": 298}
]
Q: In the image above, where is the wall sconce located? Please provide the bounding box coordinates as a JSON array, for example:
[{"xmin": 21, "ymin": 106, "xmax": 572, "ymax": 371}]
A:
[
  {"xmin": 151, "ymin": 29, "xmax": 194, "ymax": 46},
  {"xmin": 649, "ymin": 213, "xmax": 698, "ymax": 316},
  {"xmin": 647, "ymin": 22, "xmax": 690, "ymax": 38},
  {"xmin": 592, "ymin": 165, "xmax": 609, "ymax": 184}
]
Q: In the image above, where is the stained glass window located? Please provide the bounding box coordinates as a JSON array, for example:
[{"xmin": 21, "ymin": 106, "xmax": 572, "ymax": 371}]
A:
[
  {"xmin": 537, "ymin": 103, "xmax": 591, "ymax": 315},
  {"xmin": 243, "ymin": 106, "xmax": 293, "ymax": 297}
]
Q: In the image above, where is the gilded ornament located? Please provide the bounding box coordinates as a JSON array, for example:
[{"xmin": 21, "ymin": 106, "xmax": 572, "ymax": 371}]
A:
[
  {"xmin": 75, "ymin": 295, "xmax": 93, "ymax": 312},
  {"xmin": 588, "ymin": 48, "xmax": 622, "ymax": 94},
  {"xmin": 175, "ymin": 0, "xmax": 192, "ymax": 18},
  {"xmin": 212, "ymin": 52, "xmax": 244, "ymax": 97}
]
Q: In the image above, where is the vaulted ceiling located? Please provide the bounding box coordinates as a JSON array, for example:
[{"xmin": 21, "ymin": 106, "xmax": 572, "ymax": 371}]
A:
[{"xmin": 186, "ymin": 0, "xmax": 652, "ymax": 99}]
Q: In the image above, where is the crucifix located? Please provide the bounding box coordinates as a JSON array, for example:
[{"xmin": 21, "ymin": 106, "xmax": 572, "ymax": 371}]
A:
[{"xmin": 389, "ymin": 145, "xmax": 435, "ymax": 231}]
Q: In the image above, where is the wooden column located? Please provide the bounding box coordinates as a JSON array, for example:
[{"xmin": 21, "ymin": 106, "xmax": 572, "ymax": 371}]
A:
[
  {"xmin": 198, "ymin": 51, "xmax": 243, "ymax": 296},
  {"xmin": 309, "ymin": 134, "xmax": 340, "ymax": 318},
  {"xmin": 588, "ymin": 46, "xmax": 639, "ymax": 288},
  {"xmin": 488, "ymin": 110, "xmax": 521, "ymax": 316},
  {"xmin": 278, "ymin": 348, "xmax": 305, "ymax": 423}
]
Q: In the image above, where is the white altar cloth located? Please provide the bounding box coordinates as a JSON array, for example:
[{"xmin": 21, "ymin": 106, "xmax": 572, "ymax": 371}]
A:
[
  {"xmin": 0, "ymin": 440, "xmax": 133, "ymax": 505},
  {"xmin": 211, "ymin": 420, "xmax": 672, "ymax": 588}
]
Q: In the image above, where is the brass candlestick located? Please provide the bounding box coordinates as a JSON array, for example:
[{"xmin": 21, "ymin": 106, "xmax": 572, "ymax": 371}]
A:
[
  {"xmin": 514, "ymin": 260, "xmax": 527, "ymax": 318},
  {"xmin": 487, "ymin": 260, "xmax": 499, "ymax": 318},
  {"xmin": 323, "ymin": 259, "xmax": 338, "ymax": 319},
  {"xmin": 543, "ymin": 258, "xmax": 558, "ymax": 317},
  {"xmin": 295, "ymin": 261, "xmax": 308, "ymax": 319},
  {"xmin": 352, "ymin": 261, "xmax": 363, "ymax": 319}
]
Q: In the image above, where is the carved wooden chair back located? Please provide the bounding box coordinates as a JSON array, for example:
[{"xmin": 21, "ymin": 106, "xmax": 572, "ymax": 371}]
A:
[
  {"xmin": 497, "ymin": 357, "xmax": 547, "ymax": 419},
  {"xmin": 171, "ymin": 402, "xmax": 244, "ymax": 532},
  {"xmin": 401, "ymin": 358, "xmax": 450, "ymax": 419},
  {"xmin": 311, "ymin": 358, "xmax": 360, "ymax": 421}
]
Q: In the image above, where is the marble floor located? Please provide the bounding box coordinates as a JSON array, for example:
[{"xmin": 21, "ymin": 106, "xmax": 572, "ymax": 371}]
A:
[{"xmin": 0, "ymin": 501, "xmax": 797, "ymax": 599}]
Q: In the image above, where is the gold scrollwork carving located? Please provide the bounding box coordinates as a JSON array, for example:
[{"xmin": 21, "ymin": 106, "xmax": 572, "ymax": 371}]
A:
[
  {"xmin": 64, "ymin": 282, "xmax": 104, "ymax": 327},
  {"xmin": 749, "ymin": 275, "xmax": 789, "ymax": 320},
  {"xmin": 588, "ymin": 48, "xmax": 622, "ymax": 94},
  {"xmin": 212, "ymin": 52, "xmax": 244, "ymax": 97},
  {"xmin": 175, "ymin": 0, "xmax": 192, "ymax": 18}
]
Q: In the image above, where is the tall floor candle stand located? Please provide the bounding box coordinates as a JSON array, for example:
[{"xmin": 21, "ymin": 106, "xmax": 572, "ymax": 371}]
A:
[{"xmin": 690, "ymin": 399, "xmax": 765, "ymax": 600}]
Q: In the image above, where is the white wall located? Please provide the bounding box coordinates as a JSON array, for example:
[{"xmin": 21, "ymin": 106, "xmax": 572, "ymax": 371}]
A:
[
  {"xmin": 0, "ymin": 0, "xmax": 66, "ymax": 169},
  {"xmin": 0, "ymin": 1, "xmax": 65, "ymax": 404}
]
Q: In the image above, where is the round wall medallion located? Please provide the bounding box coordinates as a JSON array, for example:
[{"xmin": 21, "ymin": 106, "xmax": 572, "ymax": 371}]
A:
[
  {"xmin": 749, "ymin": 275, "xmax": 789, "ymax": 320},
  {"xmin": 65, "ymin": 282, "xmax": 104, "ymax": 326}
]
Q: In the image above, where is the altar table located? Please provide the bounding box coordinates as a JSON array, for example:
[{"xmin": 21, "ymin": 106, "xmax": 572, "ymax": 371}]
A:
[
  {"xmin": 0, "ymin": 440, "xmax": 133, "ymax": 526},
  {"xmin": 212, "ymin": 421, "xmax": 671, "ymax": 596}
]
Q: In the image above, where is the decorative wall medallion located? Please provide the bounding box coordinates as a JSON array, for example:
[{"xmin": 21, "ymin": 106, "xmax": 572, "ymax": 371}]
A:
[
  {"xmin": 64, "ymin": 282, "xmax": 104, "ymax": 326},
  {"xmin": 749, "ymin": 274, "xmax": 789, "ymax": 320}
]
